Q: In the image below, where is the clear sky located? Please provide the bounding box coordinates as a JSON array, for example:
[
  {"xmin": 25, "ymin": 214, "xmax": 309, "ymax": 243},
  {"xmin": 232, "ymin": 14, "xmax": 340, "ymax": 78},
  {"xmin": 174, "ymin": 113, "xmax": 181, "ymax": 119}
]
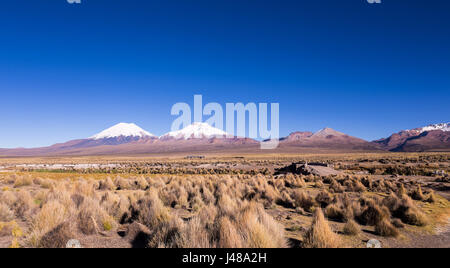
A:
[{"xmin": 0, "ymin": 0, "xmax": 449, "ymax": 148}]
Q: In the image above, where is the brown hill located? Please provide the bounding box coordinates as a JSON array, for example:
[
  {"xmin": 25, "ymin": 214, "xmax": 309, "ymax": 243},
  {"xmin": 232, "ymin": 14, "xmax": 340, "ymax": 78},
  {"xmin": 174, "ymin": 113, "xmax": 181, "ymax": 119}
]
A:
[
  {"xmin": 279, "ymin": 128, "xmax": 380, "ymax": 151},
  {"xmin": 373, "ymin": 123, "xmax": 450, "ymax": 152}
]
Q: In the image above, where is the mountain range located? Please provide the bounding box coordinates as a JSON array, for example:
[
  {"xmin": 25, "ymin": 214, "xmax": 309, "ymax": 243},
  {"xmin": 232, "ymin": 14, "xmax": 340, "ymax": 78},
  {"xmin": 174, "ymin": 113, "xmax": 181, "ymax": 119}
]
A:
[{"xmin": 0, "ymin": 122, "xmax": 448, "ymax": 156}]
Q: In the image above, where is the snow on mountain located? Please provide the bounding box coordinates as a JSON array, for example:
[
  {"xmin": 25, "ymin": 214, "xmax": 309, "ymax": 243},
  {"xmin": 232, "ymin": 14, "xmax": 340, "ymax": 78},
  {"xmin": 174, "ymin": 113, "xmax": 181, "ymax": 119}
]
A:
[
  {"xmin": 161, "ymin": 122, "xmax": 231, "ymax": 140},
  {"xmin": 90, "ymin": 123, "xmax": 155, "ymax": 140},
  {"xmin": 418, "ymin": 123, "xmax": 449, "ymax": 133}
]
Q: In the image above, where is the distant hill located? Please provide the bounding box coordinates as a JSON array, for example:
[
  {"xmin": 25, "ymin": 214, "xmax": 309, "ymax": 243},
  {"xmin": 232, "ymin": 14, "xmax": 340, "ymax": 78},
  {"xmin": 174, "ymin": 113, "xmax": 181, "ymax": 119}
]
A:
[
  {"xmin": 0, "ymin": 122, "xmax": 448, "ymax": 156},
  {"xmin": 373, "ymin": 123, "xmax": 450, "ymax": 152}
]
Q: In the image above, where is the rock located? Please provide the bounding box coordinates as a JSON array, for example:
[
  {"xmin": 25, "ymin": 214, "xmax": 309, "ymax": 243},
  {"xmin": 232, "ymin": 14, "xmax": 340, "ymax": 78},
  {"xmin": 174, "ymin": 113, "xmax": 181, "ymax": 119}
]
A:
[{"xmin": 276, "ymin": 162, "xmax": 341, "ymax": 177}]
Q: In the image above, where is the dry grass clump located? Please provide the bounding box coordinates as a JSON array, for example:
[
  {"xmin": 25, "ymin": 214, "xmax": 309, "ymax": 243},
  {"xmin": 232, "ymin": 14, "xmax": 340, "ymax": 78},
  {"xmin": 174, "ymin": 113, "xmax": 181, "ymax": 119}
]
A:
[
  {"xmin": 26, "ymin": 200, "xmax": 71, "ymax": 247},
  {"xmin": 303, "ymin": 208, "xmax": 342, "ymax": 248},
  {"xmin": 13, "ymin": 175, "xmax": 33, "ymax": 188},
  {"xmin": 0, "ymin": 203, "xmax": 14, "ymax": 222},
  {"xmin": 0, "ymin": 222, "xmax": 14, "ymax": 237},
  {"xmin": 392, "ymin": 218, "xmax": 405, "ymax": 228},
  {"xmin": 134, "ymin": 189, "xmax": 172, "ymax": 229},
  {"xmin": 397, "ymin": 184, "xmax": 407, "ymax": 197},
  {"xmin": 411, "ymin": 185, "xmax": 425, "ymax": 201},
  {"xmin": 315, "ymin": 190, "xmax": 333, "ymax": 207},
  {"xmin": 73, "ymin": 180, "xmax": 96, "ymax": 197},
  {"xmin": 134, "ymin": 176, "xmax": 149, "ymax": 190},
  {"xmin": 238, "ymin": 202, "xmax": 288, "ymax": 248},
  {"xmin": 99, "ymin": 177, "xmax": 115, "ymax": 191},
  {"xmin": 425, "ymin": 190, "xmax": 436, "ymax": 203},
  {"xmin": 330, "ymin": 179, "xmax": 345, "ymax": 193},
  {"xmin": 375, "ymin": 218, "xmax": 399, "ymax": 237},
  {"xmin": 100, "ymin": 192, "xmax": 130, "ymax": 222},
  {"xmin": 291, "ymin": 190, "xmax": 315, "ymax": 212},
  {"xmin": 357, "ymin": 200, "xmax": 390, "ymax": 226},
  {"xmin": 114, "ymin": 177, "xmax": 132, "ymax": 190},
  {"xmin": 13, "ymin": 191, "xmax": 35, "ymax": 218},
  {"xmin": 77, "ymin": 197, "xmax": 116, "ymax": 234},
  {"xmin": 383, "ymin": 193, "xmax": 428, "ymax": 226},
  {"xmin": 343, "ymin": 219, "xmax": 360, "ymax": 236},
  {"xmin": 38, "ymin": 222, "xmax": 74, "ymax": 248},
  {"xmin": 324, "ymin": 203, "xmax": 346, "ymax": 222},
  {"xmin": 38, "ymin": 179, "xmax": 54, "ymax": 189},
  {"xmin": 314, "ymin": 181, "xmax": 324, "ymax": 188},
  {"xmin": 217, "ymin": 216, "xmax": 244, "ymax": 248},
  {"xmin": 161, "ymin": 183, "xmax": 189, "ymax": 209},
  {"xmin": 147, "ymin": 216, "xmax": 185, "ymax": 248},
  {"xmin": 344, "ymin": 179, "xmax": 367, "ymax": 192},
  {"xmin": 276, "ymin": 191, "xmax": 295, "ymax": 209}
]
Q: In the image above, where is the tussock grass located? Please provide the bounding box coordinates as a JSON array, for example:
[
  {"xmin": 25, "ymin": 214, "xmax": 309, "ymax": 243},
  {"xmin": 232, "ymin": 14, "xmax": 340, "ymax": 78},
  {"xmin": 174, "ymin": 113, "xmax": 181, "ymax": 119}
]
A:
[
  {"xmin": 0, "ymin": 203, "xmax": 14, "ymax": 222},
  {"xmin": 411, "ymin": 185, "xmax": 425, "ymax": 201},
  {"xmin": 343, "ymin": 219, "xmax": 360, "ymax": 236},
  {"xmin": 1, "ymin": 155, "xmax": 445, "ymax": 249},
  {"xmin": 375, "ymin": 218, "xmax": 399, "ymax": 237},
  {"xmin": 14, "ymin": 175, "xmax": 33, "ymax": 188},
  {"xmin": 303, "ymin": 208, "xmax": 342, "ymax": 248}
]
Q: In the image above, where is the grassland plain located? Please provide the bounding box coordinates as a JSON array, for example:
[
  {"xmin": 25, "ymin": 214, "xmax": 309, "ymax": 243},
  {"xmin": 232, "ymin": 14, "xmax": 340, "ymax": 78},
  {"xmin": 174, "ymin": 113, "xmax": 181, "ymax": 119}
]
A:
[{"xmin": 0, "ymin": 153, "xmax": 449, "ymax": 248}]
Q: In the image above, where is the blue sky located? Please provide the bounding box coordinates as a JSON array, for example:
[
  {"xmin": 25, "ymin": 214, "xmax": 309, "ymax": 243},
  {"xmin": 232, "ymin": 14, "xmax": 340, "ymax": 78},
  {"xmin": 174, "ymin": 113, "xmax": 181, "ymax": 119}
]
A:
[{"xmin": 0, "ymin": 0, "xmax": 449, "ymax": 148}]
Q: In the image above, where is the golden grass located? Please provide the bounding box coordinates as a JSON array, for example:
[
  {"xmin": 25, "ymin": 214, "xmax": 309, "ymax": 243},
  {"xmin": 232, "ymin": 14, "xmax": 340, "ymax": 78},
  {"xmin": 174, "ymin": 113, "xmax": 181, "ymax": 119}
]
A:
[
  {"xmin": 343, "ymin": 220, "xmax": 360, "ymax": 236},
  {"xmin": 303, "ymin": 208, "xmax": 342, "ymax": 248},
  {"xmin": 0, "ymin": 152, "xmax": 448, "ymax": 248}
]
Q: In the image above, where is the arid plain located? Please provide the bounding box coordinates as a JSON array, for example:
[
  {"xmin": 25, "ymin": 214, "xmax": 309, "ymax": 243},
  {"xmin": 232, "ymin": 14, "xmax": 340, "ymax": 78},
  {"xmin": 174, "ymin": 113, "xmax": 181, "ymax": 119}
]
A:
[{"xmin": 0, "ymin": 152, "xmax": 449, "ymax": 248}]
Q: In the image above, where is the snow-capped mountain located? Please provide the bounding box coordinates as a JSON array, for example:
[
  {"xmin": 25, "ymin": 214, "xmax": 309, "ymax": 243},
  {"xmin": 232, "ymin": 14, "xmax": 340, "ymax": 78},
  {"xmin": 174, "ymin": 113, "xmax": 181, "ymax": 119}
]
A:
[
  {"xmin": 1, "ymin": 122, "xmax": 448, "ymax": 157},
  {"xmin": 160, "ymin": 122, "xmax": 231, "ymax": 140},
  {"xmin": 417, "ymin": 123, "xmax": 449, "ymax": 133},
  {"xmin": 373, "ymin": 122, "xmax": 450, "ymax": 151},
  {"xmin": 91, "ymin": 123, "xmax": 155, "ymax": 140}
]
